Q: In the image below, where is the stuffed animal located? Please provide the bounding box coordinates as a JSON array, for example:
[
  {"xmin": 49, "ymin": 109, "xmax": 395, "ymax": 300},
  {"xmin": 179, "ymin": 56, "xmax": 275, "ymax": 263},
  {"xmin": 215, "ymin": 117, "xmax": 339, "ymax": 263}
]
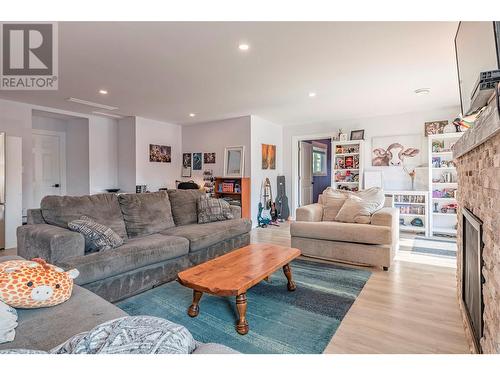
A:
[{"xmin": 0, "ymin": 258, "xmax": 79, "ymax": 309}]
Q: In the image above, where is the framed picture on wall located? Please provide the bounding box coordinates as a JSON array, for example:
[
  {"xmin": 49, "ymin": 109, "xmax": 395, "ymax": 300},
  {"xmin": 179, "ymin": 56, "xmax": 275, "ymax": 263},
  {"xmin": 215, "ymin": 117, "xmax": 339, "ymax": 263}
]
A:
[
  {"xmin": 224, "ymin": 146, "xmax": 245, "ymax": 177},
  {"xmin": 149, "ymin": 144, "xmax": 171, "ymax": 163},
  {"xmin": 182, "ymin": 153, "xmax": 192, "ymax": 177},
  {"xmin": 192, "ymin": 152, "xmax": 202, "ymax": 170},
  {"xmin": 350, "ymin": 129, "xmax": 365, "ymax": 140},
  {"xmin": 261, "ymin": 144, "xmax": 276, "ymax": 170},
  {"xmin": 203, "ymin": 152, "xmax": 216, "ymax": 164}
]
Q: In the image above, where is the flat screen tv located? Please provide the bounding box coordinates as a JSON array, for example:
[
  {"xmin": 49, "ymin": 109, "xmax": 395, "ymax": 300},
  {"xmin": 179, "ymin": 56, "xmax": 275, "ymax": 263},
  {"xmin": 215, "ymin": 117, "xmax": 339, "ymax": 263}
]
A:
[{"xmin": 455, "ymin": 21, "xmax": 500, "ymax": 115}]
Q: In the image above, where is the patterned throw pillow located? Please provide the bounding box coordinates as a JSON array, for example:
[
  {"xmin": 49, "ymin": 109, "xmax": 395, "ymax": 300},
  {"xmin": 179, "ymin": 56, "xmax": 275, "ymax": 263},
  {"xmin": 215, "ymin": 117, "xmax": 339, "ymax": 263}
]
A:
[
  {"xmin": 197, "ymin": 196, "xmax": 234, "ymax": 224},
  {"xmin": 68, "ymin": 216, "xmax": 123, "ymax": 252}
]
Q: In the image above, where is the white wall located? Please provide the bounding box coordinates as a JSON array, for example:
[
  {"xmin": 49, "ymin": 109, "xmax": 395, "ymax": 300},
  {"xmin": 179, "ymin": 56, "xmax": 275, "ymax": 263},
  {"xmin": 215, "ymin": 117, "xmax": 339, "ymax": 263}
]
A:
[
  {"xmin": 0, "ymin": 99, "xmax": 121, "ymax": 212},
  {"xmin": 117, "ymin": 117, "xmax": 136, "ymax": 193},
  {"xmin": 135, "ymin": 117, "xmax": 182, "ymax": 191},
  {"xmin": 89, "ymin": 116, "xmax": 119, "ymax": 193},
  {"xmin": 181, "ymin": 116, "xmax": 252, "ymax": 186},
  {"xmin": 5, "ymin": 136, "xmax": 22, "ymax": 249},
  {"xmin": 250, "ymin": 116, "xmax": 283, "ymax": 224},
  {"xmin": 283, "ymin": 106, "xmax": 460, "ymax": 213}
]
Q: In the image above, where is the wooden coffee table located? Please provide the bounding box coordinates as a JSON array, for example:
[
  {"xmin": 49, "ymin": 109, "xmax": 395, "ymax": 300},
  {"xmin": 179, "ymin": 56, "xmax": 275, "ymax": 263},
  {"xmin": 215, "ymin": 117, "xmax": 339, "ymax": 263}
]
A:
[{"xmin": 177, "ymin": 243, "xmax": 301, "ymax": 335}]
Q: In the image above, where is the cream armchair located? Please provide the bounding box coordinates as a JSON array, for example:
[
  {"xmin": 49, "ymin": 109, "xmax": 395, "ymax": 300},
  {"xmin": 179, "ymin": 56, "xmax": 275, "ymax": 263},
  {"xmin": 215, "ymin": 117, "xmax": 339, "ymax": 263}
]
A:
[{"xmin": 291, "ymin": 196, "xmax": 399, "ymax": 270}]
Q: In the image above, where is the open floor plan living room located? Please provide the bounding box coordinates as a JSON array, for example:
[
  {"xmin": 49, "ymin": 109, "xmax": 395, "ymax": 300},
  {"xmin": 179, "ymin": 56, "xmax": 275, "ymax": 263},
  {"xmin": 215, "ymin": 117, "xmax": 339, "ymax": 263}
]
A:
[{"xmin": 0, "ymin": 3, "xmax": 499, "ymax": 373}]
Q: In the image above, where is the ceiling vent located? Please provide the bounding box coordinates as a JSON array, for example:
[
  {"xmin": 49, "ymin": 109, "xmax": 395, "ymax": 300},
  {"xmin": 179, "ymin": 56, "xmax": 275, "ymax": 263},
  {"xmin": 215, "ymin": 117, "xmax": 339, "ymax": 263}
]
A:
[{"xmin": 67, "ymin": 97, "xmax": 118, "ymax": 111}]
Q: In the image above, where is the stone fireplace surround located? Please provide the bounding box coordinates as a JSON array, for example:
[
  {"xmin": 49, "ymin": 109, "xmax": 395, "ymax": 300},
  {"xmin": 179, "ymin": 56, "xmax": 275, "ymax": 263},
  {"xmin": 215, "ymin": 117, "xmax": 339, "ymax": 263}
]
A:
[{"xmin": 453, "ymin": 95, "xmax": 500, "ymax": 354}]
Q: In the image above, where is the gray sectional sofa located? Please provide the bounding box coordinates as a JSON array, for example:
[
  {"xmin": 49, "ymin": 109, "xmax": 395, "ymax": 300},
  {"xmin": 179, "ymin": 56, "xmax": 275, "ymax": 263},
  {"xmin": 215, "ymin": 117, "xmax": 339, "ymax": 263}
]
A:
[{"xmin": 17, "ymin": 189, "xmax": 251, "ymax": 302}]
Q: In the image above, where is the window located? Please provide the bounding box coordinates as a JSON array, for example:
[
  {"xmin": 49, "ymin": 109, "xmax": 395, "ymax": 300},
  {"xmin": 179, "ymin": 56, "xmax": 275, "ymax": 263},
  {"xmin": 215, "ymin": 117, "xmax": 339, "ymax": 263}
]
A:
[{"xmin": 312, "ymin": 146, "xmax": 327, "ymax": 176}]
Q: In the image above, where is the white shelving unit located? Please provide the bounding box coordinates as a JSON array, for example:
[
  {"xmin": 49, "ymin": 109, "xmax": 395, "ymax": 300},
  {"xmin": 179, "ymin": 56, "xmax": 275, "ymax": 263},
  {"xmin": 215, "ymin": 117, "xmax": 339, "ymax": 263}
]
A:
[
  {"xmin": 386, "ymin": 190, "xmax": 429, "ymax": 236},
  {"xmin": 332, "ymin": 140, "xmax": 364, "ymax": 192},
  {"xmin": 427, "ymin": 132, "xmax": 464, "ymax": 236}
]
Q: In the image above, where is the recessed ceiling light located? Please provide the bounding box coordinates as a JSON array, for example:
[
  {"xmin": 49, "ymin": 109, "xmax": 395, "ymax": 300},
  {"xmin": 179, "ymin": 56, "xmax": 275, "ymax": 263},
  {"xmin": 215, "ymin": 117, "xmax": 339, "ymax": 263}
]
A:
[
  {"xmin": 308, "ymin": 92, "xmax": 317, "ymax": 98},
  {"xmin": 98, "ymin": 89, "xmax": 108, "ymax": 95},
  {"xmin": 189, "ymin": 113, "xmax": 196, "ymax": 117},
  {"xmin": 238, "ymin": 43, "xmax": 250, "ymax": 51},
  {"xmin": 414, "ymin": 88, "xmax": 431, "ymax": 96}
]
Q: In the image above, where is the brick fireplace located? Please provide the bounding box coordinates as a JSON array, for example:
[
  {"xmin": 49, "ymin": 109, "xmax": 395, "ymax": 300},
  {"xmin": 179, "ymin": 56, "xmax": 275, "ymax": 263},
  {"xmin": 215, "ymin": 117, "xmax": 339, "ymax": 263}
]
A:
[{"xmin": 454, "ymin": 96, "xmax": 500, "ymax": 354}]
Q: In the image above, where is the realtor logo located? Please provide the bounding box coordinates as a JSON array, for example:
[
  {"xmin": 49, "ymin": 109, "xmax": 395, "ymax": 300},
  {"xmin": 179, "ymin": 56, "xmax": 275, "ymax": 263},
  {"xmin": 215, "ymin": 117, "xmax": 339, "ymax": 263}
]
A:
[{"xmin": 0, "ymin": 22, "xmax": 58, "ymax": 90}]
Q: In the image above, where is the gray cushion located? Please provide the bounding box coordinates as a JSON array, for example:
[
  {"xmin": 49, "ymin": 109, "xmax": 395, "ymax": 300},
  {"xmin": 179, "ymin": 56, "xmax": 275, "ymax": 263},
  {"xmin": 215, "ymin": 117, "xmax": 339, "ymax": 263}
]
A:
[
  {"xmin": 167, "ymin": 189, "xmax": 205, "ymax": 226},
  {"xmin": 59, "ymin": 234, "xmax": 189, "ymax": 285},
  {"xmin": 162, "ymin": 218, "xmax": 252, "ymax": 252},
  {"xmin": 68, "ymin": 216, "xmax": 123, "ymax": 252},
  {"xmin": 118, "ymin": 192, "xmax": 175, "ymax": 238},
  {"xmin": 41, "ymin": 194, "xmax": 128, "ymax": 241},
  {"xmin": 0, "ymin": 285, "xmax": 127, "ymax": 351},
  {"xmin": 193, "ymin": 342, "xmax": 239, "ymax": 354},
  {"xmin": 197, "ymin": 196, "xmax": 234, "ymax": 224}
]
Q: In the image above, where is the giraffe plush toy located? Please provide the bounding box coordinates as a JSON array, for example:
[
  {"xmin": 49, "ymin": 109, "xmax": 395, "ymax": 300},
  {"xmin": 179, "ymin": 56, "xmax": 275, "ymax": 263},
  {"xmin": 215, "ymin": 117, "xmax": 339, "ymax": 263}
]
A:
[{"xmin": 0, "ymin": 258, "xmax": 79, "ymax": 309}]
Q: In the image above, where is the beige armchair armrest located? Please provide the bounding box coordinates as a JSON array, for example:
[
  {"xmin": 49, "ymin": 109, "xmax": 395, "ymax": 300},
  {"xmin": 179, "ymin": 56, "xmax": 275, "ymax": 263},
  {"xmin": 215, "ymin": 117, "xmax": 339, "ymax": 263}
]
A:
[
  {"xmin": 371, "ymin": 207, "xmax": 399, "ymax": 227},
  {"xmin": 296, "ymin": 203, "xmax": 323, "ymax": 222}
]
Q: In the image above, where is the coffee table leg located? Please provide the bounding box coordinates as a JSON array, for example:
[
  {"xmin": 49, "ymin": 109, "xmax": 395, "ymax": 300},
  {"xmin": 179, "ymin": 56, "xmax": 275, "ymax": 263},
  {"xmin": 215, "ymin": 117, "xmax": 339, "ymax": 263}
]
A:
[
  {"xmin": 235, "ymin": 293, "xmax": 249, "ymax": 335},
  {"xmin": 188, "ymin": 290, "xmax": 203, "ymax": 317},
  {"xmin": 283, "ymin": 263, "xmax": 296, "ymax": 291}
]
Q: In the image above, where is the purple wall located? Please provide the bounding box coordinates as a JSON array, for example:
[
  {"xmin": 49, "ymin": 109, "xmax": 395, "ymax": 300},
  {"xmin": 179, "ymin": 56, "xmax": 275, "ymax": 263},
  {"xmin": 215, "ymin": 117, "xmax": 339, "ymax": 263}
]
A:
[{"xmin": 304, "ymin": 138, "xmax": 332, "ymax": 203}]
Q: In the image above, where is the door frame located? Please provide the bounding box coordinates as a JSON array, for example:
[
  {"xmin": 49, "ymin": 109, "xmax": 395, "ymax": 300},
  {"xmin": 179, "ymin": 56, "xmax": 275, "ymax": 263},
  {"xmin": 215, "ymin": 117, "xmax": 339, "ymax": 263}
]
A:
[
  {"xmin": 291, "ymin": 133, "xmax": 335, "ymax": 219},
  {"xmin": 32, "ymin": 129, "xmax": 67, "ymax": 197}
]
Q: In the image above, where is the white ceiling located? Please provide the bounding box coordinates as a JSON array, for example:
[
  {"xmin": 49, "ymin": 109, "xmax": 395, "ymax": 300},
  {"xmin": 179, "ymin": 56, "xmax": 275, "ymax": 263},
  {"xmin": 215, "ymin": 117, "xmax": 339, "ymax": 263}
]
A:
[{"xmin": 0, "ymin": 22, "xmax": 460, "ymax": 126}]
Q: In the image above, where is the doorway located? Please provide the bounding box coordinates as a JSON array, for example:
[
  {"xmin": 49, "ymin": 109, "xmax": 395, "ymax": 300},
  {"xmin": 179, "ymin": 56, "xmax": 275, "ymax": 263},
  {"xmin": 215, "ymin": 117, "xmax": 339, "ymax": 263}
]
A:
[
  {"xmin": 298, "ymin": 138, "xmax": 332, "ymax": 206},
  {"xmin": 32, "ymin": 130, "xmax": 67, "ymax": 206}
]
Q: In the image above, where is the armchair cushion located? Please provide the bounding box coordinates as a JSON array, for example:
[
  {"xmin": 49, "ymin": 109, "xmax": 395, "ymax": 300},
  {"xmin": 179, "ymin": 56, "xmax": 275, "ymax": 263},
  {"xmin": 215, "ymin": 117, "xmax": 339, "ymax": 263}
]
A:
[
  {"xmin": 371, "ymin": 207, "xmax": 399, "ymax": 228},
  {"xmin": 291, "ymin": 221, "xmax": 392, "ymax": 245},
  {"xmin": 295, "ymin": 203, "xmax": 323, "ymax": 222}
]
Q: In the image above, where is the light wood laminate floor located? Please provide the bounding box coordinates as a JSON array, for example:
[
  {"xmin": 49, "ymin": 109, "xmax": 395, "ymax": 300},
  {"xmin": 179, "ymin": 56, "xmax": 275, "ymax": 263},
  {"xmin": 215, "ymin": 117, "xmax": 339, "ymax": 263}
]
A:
[{"xmin": 251, "ymin": 222, "xmax": 470, "ymax": 354}]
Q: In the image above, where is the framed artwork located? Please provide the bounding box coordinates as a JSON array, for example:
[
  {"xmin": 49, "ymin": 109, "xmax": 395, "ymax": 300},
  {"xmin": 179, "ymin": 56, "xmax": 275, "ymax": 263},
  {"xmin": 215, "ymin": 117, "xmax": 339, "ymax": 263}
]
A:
[
  {"xmin": 350, "ymin": 129, "xmax": 365, "ymax": 140},
  {"xmin": 149, "ymin": 144, "xmax": 171, "ymax": 163},
  {"xmin": 261, "ymin": 144, "xmax": 276, "ymax": 170},
  {"xmin": 192, "ymin": 152, "xmax": 202, "ymax": 170},
  {"xmin": 371, "ymin": 134, "xmax": 422, "ymax": 167},
  {"xmin": 203, "ymin": 152, "xmax": 216, "ymax": 164},
  {"xmin": 339, "ymin": 133, "xmax": 348, "ymax": 142},
  {"xmin": 224, "ymin": 146, "xmax": 245, "ymax": 177},
  {"xmin": 424, "ymin": 121, "xmax": 448, "ymax": 136},
  {"xmin": 182, "ymin": 153, "xmax": 192, "ymax": 177}
]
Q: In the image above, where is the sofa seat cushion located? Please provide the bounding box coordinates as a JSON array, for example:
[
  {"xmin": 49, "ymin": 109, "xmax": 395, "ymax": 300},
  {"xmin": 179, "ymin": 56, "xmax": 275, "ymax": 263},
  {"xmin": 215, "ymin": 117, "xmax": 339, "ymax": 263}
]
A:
[
  {"xmin": 162, "ymin": 218, "xmax": 252, "ymax": 252},
  {"xmin": 290, "ymin": 221, "xmax": 392, "ymax": 245},
  {"xmin": 118, "ymin": 191, "xmax": 175, "ymax": 238},
  {"xmin": 59, "ymin": 234, "xmax": 189, "ymax": 285},
  {"xmin": 41, "ymin": 194, "xmax": 128, "ymax": 241}
]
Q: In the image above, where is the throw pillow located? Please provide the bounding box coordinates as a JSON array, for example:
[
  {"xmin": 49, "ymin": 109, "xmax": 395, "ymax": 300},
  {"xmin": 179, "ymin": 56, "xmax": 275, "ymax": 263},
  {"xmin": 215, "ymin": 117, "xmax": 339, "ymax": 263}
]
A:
[
  {"xmin": 321, "ymin": 190, "xmax": 351, "ymax": 221},
  {"xmin": 68, "ymin": 215, "xmax": 123, "ymax": 252},
  {"xmin": 334, "ymin": 187, "xmax": 385, "ymax": 224},
  {"xmin": 197, "ymin": 196, "xmax": 234, "ymax": 224},
  {"xmin": 0, "ymin": 300, "xmax": 17, "ymax": 344},
  {"xmin": 0, "ymin": 258, "xmax": 79, "ymax": 309},
  {"xmin": 52, "ymin": 316, "xmax": 197, "ymax": 354}
]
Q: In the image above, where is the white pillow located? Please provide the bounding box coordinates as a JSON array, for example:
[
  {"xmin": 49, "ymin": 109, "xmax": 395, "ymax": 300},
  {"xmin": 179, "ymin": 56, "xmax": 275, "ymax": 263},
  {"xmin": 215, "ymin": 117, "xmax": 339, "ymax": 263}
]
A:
[
  {"xmin": 321, "ymin": 190, "xmax": 351, "ymax": 221},
  {"xmin": 0, "ymin": 300, "xmax": 17, "ymax": 344},
  {"xmin": 334, "ymin": 187, "xmax": 385, "ymax": 224}
]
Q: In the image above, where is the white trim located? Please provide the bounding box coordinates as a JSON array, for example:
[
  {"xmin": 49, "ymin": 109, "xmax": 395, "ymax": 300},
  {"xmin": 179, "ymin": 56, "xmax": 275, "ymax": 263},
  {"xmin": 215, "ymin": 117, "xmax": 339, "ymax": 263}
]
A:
[
  {"xmin": 223, "ymin": 145, "xmax": 245, "ymax": 178},
  {"xmin": 32, "ymin": 129, "xmax": 67, "ymax": 196},
  {"xmin": 291, "ymin": 132, "xmax": 335, "ymax": 218}
]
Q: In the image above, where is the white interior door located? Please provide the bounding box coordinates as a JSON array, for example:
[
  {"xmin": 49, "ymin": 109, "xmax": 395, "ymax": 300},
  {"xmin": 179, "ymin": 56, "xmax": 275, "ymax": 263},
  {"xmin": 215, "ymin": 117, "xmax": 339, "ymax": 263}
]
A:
[
  {"xmin": 299, "ymin": 141, "xmax": 313, "ymax": 206},
  {"xmin": 32, "ymin": 131, "xmax": 66, "ymax": 207}
]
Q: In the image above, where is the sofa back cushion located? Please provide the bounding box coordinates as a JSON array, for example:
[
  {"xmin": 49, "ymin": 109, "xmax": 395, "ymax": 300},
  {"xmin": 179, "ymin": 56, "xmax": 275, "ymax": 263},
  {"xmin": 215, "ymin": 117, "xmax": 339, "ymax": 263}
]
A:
[
  {"xmin": 118, "ymin": 191, "xmax": 175, "ymax": 238},
  {"xmin": 320, "ymin": 190, "xmax": 350, "ymax": 221},
  {"xmin": 167, "ymin": 189, "xmax": 205, "ymax": 226},
  {"xmin": 41, "ymin": 194, "xmax": 128, "ymax": 240}
]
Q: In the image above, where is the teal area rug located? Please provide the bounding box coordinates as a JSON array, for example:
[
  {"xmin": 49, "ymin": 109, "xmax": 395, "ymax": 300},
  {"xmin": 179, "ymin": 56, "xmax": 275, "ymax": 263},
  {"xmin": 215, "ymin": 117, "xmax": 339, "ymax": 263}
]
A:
[{"xmin": 117, "ymin": 259, "xmax": 371, "ymax": 354}]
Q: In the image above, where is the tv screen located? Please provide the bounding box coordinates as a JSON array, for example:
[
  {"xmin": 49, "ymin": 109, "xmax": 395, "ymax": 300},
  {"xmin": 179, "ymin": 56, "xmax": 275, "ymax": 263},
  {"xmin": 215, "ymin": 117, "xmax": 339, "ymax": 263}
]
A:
[{"xmin": 455, "ymin": 21, "xmax": 500, "ymax": 115}]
